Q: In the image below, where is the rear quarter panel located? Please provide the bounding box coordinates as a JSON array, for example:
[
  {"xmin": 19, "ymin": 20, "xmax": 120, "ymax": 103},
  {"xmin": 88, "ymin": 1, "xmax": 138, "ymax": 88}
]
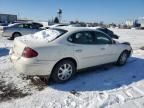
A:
[
  {"xmin": 34, "ymin": 44, "xmax": 74, "ymax": 62},
  {"xmin": 2, "ymin": 27, "xmax": 14, "ymax": 37}
]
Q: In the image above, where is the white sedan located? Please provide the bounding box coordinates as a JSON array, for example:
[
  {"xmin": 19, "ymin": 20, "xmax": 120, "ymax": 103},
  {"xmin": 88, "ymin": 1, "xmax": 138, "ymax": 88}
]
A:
[{"xmin": 10, "ymin": 27, "xmax": 132, "ymax": 83}]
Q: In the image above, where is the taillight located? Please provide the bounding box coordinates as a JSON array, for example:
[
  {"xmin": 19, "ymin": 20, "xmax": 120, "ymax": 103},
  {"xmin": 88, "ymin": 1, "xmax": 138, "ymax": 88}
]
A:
[{"xmin": 22, "ymin": 47, "xmax": 38, "ymax": 58}]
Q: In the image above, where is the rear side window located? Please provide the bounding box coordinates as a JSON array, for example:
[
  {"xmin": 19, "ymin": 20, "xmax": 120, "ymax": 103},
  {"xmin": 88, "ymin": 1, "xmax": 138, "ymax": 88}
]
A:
[
  {"xmin": 16, "ymin": 24, "xmax": 30, "ymax": 28},
  {"xmin": 68, "ymin": 31, "xmax": 95, "ymax": 44},
  {"xmin": 16, "ymin": 24, "xmax": 23, "ymax": 28},
  {"xmin": 23, "ymin": 24, "xmax": 33, "ymax": 29}
]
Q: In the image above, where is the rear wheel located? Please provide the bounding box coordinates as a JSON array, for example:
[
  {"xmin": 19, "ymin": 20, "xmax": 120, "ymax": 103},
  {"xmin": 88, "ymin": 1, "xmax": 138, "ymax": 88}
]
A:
[
  {"xmin": 117, "ymin": 51, "xmax": 129, "ymax": 66},
  {"xmin": 9, "ymin": 32, "xmax": 21, "ymax": 40},
  {"xmin": 51, "ymin": 60, "xmax": 76, "ymax": 83}
]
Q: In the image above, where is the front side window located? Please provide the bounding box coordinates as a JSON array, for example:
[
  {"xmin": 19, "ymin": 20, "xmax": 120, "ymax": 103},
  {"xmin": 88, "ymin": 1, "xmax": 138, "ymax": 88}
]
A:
[
  {"xmin": 68, "ymin": 31, "xmax": 95, "ymax": 44},
  {"xmin": 95, "ymin": 32, "xmax": 112, "ymax": 44}
]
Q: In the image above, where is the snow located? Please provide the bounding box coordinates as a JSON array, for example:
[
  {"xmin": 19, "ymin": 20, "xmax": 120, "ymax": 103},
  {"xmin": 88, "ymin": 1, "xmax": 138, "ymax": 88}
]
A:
[
  {"xmin": 0, "ymin": 29, "xmax": 144, "ymax": 108},
  {"xmin": 16, "ymin": 29, "xmax": 62, "ymax": 42},
  {"xmin": 111, "ymin": 28, "xmax": 144, "ymax": 50},
  {"xmin": 33, "ymin": 29, "xmax": 61, "ymax": 41}
]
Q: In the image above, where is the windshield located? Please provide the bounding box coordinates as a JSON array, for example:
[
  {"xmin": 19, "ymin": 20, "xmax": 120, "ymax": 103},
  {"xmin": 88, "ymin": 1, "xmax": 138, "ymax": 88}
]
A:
[{"xmin": 32, "ymin": 28, "xmax": 67, "ymax": 42}]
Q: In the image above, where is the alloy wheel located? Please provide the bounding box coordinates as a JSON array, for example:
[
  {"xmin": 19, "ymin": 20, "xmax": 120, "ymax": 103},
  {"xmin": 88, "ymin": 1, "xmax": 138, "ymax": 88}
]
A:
[{"xmin": 57, "ymin": 63, "xmax": 73, "ymax": 81}]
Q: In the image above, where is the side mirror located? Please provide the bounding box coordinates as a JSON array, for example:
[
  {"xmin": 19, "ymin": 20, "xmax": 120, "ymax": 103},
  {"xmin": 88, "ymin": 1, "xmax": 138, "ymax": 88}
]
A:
[{"xmin": 113, "ymin": 40, "xmax": 116, "ymax": 44}]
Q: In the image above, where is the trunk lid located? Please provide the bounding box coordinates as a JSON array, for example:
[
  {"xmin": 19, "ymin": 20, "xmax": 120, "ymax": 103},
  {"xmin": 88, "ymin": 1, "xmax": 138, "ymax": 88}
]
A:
[
  {"xmin": 11, "ymin": 29, "xmax": 62, "ymax": 58},
  {"xmin": 11, "ymin": 34, "xmax": 50, "ymax": 58}
]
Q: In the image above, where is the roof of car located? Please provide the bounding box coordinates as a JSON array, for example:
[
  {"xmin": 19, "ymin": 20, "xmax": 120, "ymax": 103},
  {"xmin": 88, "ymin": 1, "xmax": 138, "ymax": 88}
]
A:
[
  {"xmin": 8, "ymin": 22, "xmax": 43, "ymax": 27},
  {"xmin": 53, "ymin": 26, "xmax": 100, "ymax": 32}
]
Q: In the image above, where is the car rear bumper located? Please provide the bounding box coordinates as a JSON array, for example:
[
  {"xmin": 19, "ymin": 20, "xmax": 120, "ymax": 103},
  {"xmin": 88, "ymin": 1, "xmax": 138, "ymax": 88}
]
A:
[
  {"xmin": 10, "ymin": 54, "xmax": 56, "ymax": 76},
  {"xmin": 1, "ymin": 32, "xmax": 11, "ymax": 37}
]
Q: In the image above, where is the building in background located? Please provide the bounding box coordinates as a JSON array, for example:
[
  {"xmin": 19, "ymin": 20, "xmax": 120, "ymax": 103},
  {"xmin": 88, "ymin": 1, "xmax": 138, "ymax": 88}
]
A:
[
  {"xmin": 0, "ymin": 14, "xmax": 17, "ymax": 24},
  {"xmin": 141, "ymin": 20, "xmax": 144, "ymax": 28},
  {"xmin": 125, "ymin": 20, "xmax": 134, "ymax": 27},
  {"xmin": 138, "ymin": 18, "xmax": 144, "ymax": 28},
  {"xmin": 125, "ymin": 19, "xmax": 141, "ymax": 28}
]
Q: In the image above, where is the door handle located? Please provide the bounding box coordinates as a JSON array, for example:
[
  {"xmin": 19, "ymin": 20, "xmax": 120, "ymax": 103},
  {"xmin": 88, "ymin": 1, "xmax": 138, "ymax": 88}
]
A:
[
  {"xmin": 101, "ymin": 48, "xmax": 105, "ymax": 50},
  {"xmin": 75, "ymin": 49, "xmax": 82, "ymax": 53}
]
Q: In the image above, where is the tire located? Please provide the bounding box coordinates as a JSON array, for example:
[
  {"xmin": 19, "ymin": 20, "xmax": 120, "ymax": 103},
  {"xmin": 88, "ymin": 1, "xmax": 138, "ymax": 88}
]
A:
[
  {"xmin": 11, "ymin": 32, "xmax": 21, "ymax": 40},
  {"xmin": 51, "ymin": 60, "xmax": 76, "ymax": 83},
  {"xmin": 116, "ymin": 51, "xmax": 129, "ymax": 66}
]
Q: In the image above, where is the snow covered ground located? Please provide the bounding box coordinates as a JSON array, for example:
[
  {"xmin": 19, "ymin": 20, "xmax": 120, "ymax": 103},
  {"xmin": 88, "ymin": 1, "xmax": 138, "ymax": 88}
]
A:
[
  {"xmin": 0, "ymin": 29, "xmax": 144, "ymax": 108},
  {"xmin": 111, "ymin": 28, "xmax": 144, "ymax": 50}
]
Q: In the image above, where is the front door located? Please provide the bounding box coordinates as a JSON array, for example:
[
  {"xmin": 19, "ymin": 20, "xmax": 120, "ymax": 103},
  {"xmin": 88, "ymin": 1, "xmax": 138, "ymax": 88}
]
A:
[
  {"xmin": 67, "ymin": 31, "xmax": 112, "ymax": 69},
  {"xmin": 67, "ymin": 30, "xmax": 118, "ymax": 69}
]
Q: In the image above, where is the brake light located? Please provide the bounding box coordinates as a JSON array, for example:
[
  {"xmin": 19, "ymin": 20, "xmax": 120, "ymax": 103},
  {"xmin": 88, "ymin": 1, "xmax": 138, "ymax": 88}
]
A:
[{"xmin": 22, "ymin": 47, "xmax": 38, "ymax": 58}]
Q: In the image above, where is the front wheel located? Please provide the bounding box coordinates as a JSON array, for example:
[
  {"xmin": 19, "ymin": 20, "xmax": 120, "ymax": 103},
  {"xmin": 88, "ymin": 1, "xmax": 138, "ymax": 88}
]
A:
[
  {"xmin": 116, "ymin": 51, "xmax": 129, "ymax": 66},
  {"xmin": 51, "ymin": 60, "xmax": 76, "ymax": 83}
]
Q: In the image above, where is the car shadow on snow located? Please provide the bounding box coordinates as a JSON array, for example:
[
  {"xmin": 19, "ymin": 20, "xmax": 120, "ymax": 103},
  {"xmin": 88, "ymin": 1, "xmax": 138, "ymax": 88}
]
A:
[
  {"xmin": 51, "ymin": 57, "xmax": 144, "ymax": 92},
  {"xmin": 0, "ymin": 48, "xmax": 9, "ymax": 57}
]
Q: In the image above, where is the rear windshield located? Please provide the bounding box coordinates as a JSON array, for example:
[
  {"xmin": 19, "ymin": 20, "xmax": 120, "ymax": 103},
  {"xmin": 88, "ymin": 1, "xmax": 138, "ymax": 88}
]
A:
[{"xmin": 33, "ymin": 28, "xmax": 67, "ymax": 42}]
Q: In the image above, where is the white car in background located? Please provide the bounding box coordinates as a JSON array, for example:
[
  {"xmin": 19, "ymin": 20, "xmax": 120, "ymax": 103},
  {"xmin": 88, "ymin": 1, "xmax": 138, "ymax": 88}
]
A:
[
  {"xmin": 10, "ymin": 27, "xmax": 132, "ymax": 83},
  {"xmin": 47, "ymin": 24, "xmax": 68, "ymax": 29},
  {"xmin": 1, "ymin": 22, "xmax": 43, "ymax": 40}
]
